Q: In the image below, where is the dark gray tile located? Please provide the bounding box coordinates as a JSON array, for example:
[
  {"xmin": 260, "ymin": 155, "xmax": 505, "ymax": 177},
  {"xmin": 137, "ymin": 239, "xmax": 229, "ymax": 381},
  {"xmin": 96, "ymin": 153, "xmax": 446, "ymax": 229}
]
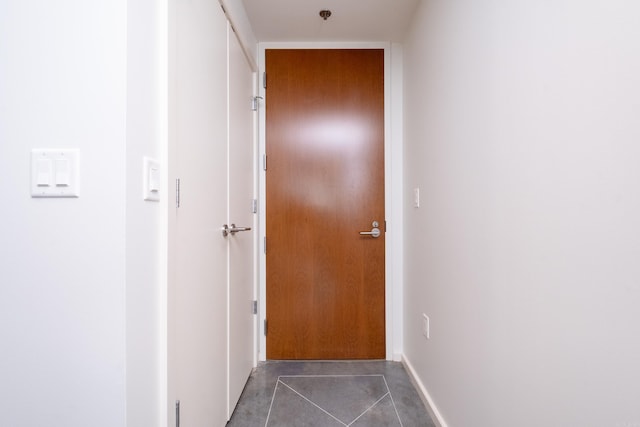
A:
[
  {"xmin": 279, "ymin": 375, "xmax": 389, "ymax": 424},
  {"xmin": 350, "ymin": 394, "xmax": 402, "ymax": 427},
  {"xmin": 266, "ymin": 381, "xmax": 344, "ymax": 427},
  {"xmin": 227, "ymin": 361, "xmax": 435, "ymax": 427}
]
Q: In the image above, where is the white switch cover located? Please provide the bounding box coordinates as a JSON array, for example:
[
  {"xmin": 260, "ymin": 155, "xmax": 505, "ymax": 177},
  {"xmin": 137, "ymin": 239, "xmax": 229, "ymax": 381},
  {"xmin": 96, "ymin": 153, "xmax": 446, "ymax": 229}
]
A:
[
  {"xmin": 31, "ymin": 150, "xmax": 79, "ymax": 197},
  {"xmin": 143, "ymin": 157, "xmax": 160, "ymax": 202},
  {"xmin": 422, "ymin": 313, "xmax": 430, "ymax": 339},
  {"xmin": 413, "ymin": 187, "xmax": 420, "ymax": 208}
]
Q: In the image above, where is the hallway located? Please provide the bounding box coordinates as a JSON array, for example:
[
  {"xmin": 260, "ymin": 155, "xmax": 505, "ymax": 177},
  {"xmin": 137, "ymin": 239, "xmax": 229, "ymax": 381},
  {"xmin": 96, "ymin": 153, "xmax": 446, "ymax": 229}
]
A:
[
  {"xmin": 227, "ymin": 361, "xmax": 434, "ymax": 426},
  {"xmin": 4, "ymin": 0, "xmax": 640, "ymax": 426}
]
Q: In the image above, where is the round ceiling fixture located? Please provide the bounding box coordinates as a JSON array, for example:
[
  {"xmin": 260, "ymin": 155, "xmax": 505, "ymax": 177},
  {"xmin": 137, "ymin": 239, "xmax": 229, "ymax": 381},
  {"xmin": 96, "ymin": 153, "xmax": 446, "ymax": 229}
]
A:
[{"xmin": 319, "ymin": 10, "xmax": 332, "ymax": 21}]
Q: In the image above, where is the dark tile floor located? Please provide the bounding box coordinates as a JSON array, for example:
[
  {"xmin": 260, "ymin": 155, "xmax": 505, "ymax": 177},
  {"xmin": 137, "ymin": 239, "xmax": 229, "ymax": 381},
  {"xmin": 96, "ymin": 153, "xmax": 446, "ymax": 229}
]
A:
[{"xmin": 227, "ymin": 361, "xmax": 435, "ymax": 427}]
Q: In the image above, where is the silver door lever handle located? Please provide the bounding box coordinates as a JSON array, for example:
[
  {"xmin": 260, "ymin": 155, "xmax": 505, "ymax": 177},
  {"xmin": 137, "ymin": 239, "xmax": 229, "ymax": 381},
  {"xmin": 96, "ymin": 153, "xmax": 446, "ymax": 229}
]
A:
[
  {"xmin": 359, "ymin": 227, "xmax": 381, "ymax": 238},
  {"xmin": 222, "ymin": 224, "xmax": 252, "ymax": 237}
]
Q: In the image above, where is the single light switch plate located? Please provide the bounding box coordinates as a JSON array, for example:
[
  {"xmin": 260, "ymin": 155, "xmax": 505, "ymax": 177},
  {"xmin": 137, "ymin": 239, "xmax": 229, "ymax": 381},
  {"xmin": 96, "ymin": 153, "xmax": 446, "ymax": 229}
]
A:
[
  {"xmin": 31, "ymin": 149, "xmax": 79, "ymax": 197},
  {"xmin": 143, "ymin": 157, "xmax": 160, "ymax": 202},
  {"xmin": 422, "ymin": 313, "xmax": 430, "ymax": 339}
]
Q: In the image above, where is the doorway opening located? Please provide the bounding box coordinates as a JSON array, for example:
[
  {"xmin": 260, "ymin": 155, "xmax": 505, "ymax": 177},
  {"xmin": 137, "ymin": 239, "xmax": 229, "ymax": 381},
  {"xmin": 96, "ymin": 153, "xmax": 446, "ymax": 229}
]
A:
[{"xmin": 258, "ymin": 45, "xmax": 401, "ymax": 360}]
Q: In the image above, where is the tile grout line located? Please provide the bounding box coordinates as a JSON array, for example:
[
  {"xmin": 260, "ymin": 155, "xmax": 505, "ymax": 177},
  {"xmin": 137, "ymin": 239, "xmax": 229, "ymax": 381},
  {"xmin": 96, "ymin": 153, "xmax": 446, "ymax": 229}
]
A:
[
  {"xmin": 278, "ymin": 379, "xmax": 348, "ymax": 426},
  {"xmin": 278, "ymin": 374, "xmax": 385, "ymax": 379},
  {"xmin": 279, "ymin": 374, "xmax": 398, "ymax": 426},
  {"xmin": 382, "ymin": 375, "xmax": 405, "ymax": 427},
  {"xmin": 264, "ymin": 377, "xmax": 282, "ymax": 427},
  {"xmin": 347, "ymin": 391, "xmax": 390, "ymax": 426}
]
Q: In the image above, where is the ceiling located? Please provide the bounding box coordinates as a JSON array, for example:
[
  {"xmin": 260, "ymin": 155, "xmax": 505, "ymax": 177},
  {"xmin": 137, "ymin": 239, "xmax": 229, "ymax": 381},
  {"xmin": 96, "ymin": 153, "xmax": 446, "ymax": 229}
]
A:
[{"xmin": 240, "ymin": 0, "xmax": 421, "ymax": 43}]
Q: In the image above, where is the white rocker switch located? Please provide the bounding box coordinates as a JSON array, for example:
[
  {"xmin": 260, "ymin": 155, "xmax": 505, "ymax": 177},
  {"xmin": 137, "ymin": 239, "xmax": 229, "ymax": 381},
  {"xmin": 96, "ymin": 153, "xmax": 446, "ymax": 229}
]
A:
[
  {"xmin": 143, "ymin": 157, "xmax": 160, "ymax": 202},
  {"xmin": 55, "ymin": 158, "xmax": 70, "ymax": 186},
  {"xmin": 36, "ymin": 159, "xmax": 52, "ymax": 187},
  {"xmin": 149, "ymin": 166, "xmax": 159, "ymax": 193}
]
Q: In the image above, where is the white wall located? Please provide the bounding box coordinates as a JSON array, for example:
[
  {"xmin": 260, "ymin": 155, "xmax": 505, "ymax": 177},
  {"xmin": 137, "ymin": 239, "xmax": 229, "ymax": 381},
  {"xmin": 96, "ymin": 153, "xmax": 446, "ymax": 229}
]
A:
[
  {"xmin": 0, "ymin": 1, "xmax": 128, "ymax": 426},
  {"xmin": 403, "ymin": 1, "xmax": 640, "ymax": 426},
  {"xmin": 126, "ymin": 0, "xmax": 166, "ymax": 426}
]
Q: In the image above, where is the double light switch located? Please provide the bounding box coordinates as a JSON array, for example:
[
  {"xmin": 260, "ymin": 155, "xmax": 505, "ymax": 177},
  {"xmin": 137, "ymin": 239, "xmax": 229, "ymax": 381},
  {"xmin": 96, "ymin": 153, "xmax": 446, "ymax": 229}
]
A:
[{"xmin": 31, "ymin": 150, "xmax": 79, "ymax": 197}]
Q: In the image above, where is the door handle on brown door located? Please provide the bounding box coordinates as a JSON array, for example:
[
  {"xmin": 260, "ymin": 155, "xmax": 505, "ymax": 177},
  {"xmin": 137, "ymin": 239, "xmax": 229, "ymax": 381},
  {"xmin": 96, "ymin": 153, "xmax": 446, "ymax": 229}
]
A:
[
  {"xmin": 222, "ymin": 224, "xmax": 252, "ymax": 237},
  {"xmin": 359, "ymin": 221, "xmax": 381, "ymax": 238}
]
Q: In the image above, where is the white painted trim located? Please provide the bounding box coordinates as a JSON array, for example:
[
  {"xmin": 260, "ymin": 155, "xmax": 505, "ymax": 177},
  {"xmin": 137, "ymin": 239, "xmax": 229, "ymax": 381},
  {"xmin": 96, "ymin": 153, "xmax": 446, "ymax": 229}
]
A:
[
  {"xmin": 218, "ymin": 0, "xmax": 258, "ymax": 71},
  {"xmin": 225, "ymin": 21, "xmax": 232, "ymax": 419},
  {"xmin": 401, "ymin": 355, "xmax": 449, "ymax": 427},
  {"xmin": 257, "ymin": 41, "xmax": 402, "ymax": 361},
  {"xmin": 383, "ymin": 43, "xmax": 394, "ymax": 362},
  {"xmin": 389, "ymin": 42, "xmax": 404, "ymax": 361},
  {"xmin": 252, "ymin": 69, "xmax": 260, "ymax": 369},
  {"xmin": 159, "ymin": 1, "xmax": 169, "ymax": 426},
  {"xmin": 258, "ymin": 45, "xmax": 267, "ymax": 361}
]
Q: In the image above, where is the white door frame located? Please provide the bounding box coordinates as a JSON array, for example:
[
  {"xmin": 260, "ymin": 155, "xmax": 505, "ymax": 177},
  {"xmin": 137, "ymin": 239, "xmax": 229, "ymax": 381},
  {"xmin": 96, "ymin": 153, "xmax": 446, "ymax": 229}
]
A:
[
  {"xmin": 226, "ymin": 21, "xmax": 259, "ymax": 418},
  {"xmin": 256, "ymin": 42, "xmax": 404, "ymax": 361}
]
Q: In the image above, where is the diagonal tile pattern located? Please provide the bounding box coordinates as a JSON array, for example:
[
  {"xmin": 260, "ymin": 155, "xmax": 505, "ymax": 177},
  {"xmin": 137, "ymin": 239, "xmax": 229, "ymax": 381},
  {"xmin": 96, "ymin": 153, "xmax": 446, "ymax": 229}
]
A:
[
  {"xmin": 267, "ymin": 375, "xmax": 402, "ymax": 426},
  {"xmin": 350, "ymin": 394, "xmax": 402, "ymax": 427},
  {"xmin": 227, "ymin": 361, "xmax": 435, "ymax": 427},
  {"xmin": 266, "ymin": 383, "xmax": 344, "ymax": 426}
]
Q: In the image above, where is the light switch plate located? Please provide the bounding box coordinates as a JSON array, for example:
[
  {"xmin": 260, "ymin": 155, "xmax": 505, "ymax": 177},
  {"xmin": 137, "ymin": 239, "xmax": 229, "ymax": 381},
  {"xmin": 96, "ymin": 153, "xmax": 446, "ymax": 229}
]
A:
[
  {"xmin": 143, "ymin": 157, "xmax": 160, "ymax": 202},
  {"xmin": 31, "ymin": 149, "xmax": 79, "ymax": 198}
]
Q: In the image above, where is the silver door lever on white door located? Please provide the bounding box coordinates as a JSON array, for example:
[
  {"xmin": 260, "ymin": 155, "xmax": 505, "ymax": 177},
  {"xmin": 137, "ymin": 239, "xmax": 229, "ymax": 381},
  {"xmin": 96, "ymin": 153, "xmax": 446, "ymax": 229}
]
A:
[{"xmin": 222, "ymin": 224, "xmax": 252, "ymax": 237}]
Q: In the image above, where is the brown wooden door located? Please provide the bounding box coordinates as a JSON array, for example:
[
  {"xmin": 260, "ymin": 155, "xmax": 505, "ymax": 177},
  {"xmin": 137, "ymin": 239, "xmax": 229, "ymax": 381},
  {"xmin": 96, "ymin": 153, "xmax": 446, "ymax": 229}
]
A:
[{"xmin": 265, "ymin": 49, "xmax": 385, "ymax": 359}]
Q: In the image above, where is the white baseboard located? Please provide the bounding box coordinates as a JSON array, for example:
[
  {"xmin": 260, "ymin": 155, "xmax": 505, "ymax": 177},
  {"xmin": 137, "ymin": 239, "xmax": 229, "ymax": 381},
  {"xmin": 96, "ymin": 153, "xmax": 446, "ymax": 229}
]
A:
[{"xmin": 401, "ymin": 355, "xmax": 448, "ymax": 427}]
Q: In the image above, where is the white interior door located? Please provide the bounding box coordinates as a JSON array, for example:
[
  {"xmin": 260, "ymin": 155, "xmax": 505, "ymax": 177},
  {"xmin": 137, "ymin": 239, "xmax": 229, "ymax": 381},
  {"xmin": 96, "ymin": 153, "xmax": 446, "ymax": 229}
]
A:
[
  {"xmin": 168, "ymin": 1, "xmax": 229, "ymax": 425},
  {"xmin": 227, "ymin": 26, "xmax": 256, "ymax": 418}
]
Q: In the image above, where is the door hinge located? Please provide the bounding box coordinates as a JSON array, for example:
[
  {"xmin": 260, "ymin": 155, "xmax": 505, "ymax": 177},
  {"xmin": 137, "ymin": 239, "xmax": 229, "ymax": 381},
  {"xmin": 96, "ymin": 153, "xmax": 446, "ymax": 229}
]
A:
[
  {"xmin": 263, "ymin": 154, "xmax": 267, "ymax": 171},
  {"xmin": 175, "ymin": 179, "xmax": 181, "ymax": 208},
  {"xmin": 251, "ymin": 96, "xmax": 263, "ymax": 111},
  {"xmin": 252, "ymin": 300, "xmax": 258, "ymax": 315},
  {"xmin": 263, "ymin": 72, "xmax": 267, "ymax": 89},
  {"xmin": 263, "ymin": 236, "xmax": 267, "ymax": 254},
  {"xmin": 264, "ymin": 319, "xmax": 268, "ymax": 336},
  {"xmin": 252, "ymin": 199, "xmax": 258, "ymax": 214}
]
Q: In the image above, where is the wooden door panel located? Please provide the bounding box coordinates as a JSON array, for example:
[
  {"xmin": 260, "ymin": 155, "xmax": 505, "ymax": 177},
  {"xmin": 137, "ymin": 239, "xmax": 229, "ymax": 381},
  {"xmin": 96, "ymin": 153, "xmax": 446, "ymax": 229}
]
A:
[{"xmin": 266, "ymin": 49, "xmax": 385, "ymax": 359}]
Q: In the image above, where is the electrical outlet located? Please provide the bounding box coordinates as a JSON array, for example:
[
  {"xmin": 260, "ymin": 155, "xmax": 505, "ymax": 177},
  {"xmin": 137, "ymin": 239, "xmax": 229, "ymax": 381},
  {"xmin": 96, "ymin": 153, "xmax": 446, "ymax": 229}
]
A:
[{"xmin": 422, "ymin": 313, "xmax": 430, "ymax": 339}]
